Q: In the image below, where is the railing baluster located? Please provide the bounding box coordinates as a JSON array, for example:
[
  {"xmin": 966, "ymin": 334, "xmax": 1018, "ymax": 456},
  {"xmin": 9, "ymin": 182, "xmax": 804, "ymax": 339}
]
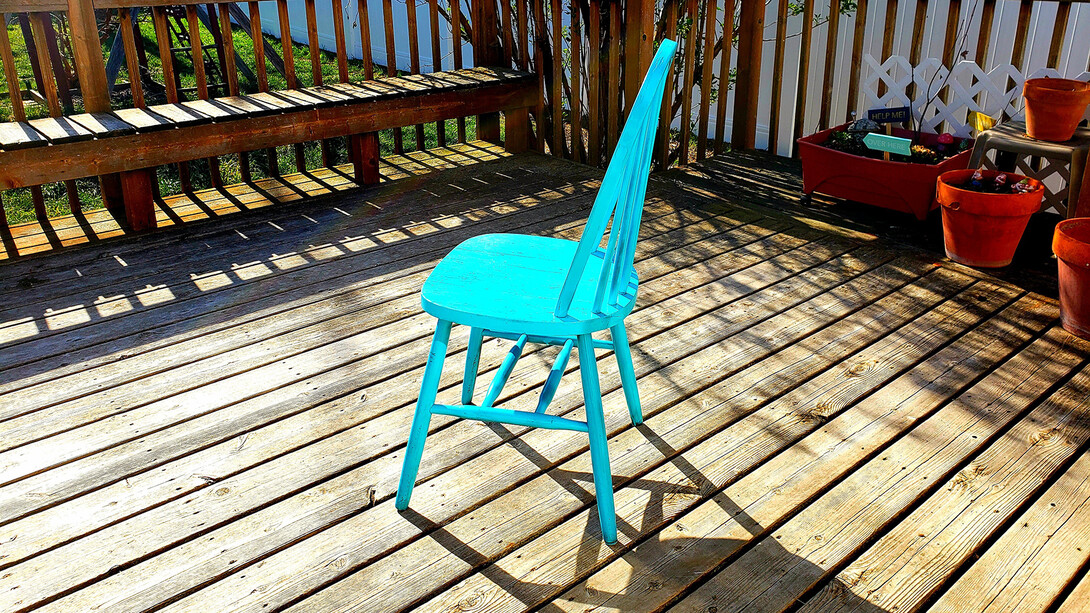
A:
[
  {"xmin": 0, "ymin": 10, "xmax": 40, "ymax": 231},
  {"xmin": 819, "ymin": 0, "xmax": 842, "ymax": 130},
  {"xmin": 215, "ymin": 2, "xmax": 252, "ymax": 182},
  {"xmin": 697, "ymin": 0, "xmax": 716, "ymax": 160},
  {"xmin": 657, "ymin": 0, "xmax": 677, "ymax": 166},
  {"xmin": 303, "ymin": 0, "xmax": 335, "ymax": 166},
  {"xmin": 29, "ymin": 12, "xmax": 80, "ymax": 217},
  {"xmin": 304, "ymin": 0, "xmax": 323, "ymax": 85},
  {"xmin": 550, "ymin": 0, "xmax": 563, "ymax": 157},
  {"xmin": 406, "ymin": 0, "xmax": 426, "ymax": 149},
  {"xmin": 275, "ymin": 0, "xmax": 307, "ymax": 171},
  {"xmin": 501, "ymin": 0, "xmax": 513, "ymax": 66},
  {"xmin": 381, "ymin": 0, "xmax": 403, "ymax": 151},
  {"xmin": 678, "ymin": 0, "xmax": 697, "ymax": 164},
  {"xmin": 247, "ymin": 1, "xmax": 280, "ymax": 177},
  {"xmin": 186, "ymin": 5, "xmax": 224, "ymax": 188},
  {"xmin": 790, "ymin": 0, "xmax": 815, "ymax": 157},
  {"xmin": 331, "ymin": 0, "xmax": 351, "ymax": 82},
  {"xmin": 587, "ymin": 0, "xmax": 600, "ymax": 165},
  {"xmin": 845, "ymin": 0, "xmax": 869, "ymax": 124},
  {"xmin": 186, "ymin": 6, "xmax": 209, "ymax": 98},
  {"xmin": 517, "ymin": 0, "xmax": 528, "ymax": 71},
  {"xmin": 606, "ymin": 0, "xmax": 619, "ymax": 158},
  {"xmin": 248, "ymin": 2, "xmax": 268, "ymax": 90},
  {"xmin": 357, "ymin": 0, "xmax": 375, "ymax": 79},
  {"xmin": 119, "ymin": 8, "xmax": 145, "ymax": 108},
  {"xmin": 713, "ymin": 0, "xmax": 734, "ymax": 153},
  {"xmin": 429, "ymin": 0, "xmax": 445, "ymax": 145},
  {"xmin": 452, "ymin": 0, "xmax": 467, "ymax": 143},
  {"xmin": 151, "ymin": 6, "xmax": 195, "ymax": 191},
  {"xmin": 768, "ymin": 0, "xmax": 788, "ymax": 154},
  {"xmin": 570, "ymin": 0, "xmax": 582, "ymax": 163}
]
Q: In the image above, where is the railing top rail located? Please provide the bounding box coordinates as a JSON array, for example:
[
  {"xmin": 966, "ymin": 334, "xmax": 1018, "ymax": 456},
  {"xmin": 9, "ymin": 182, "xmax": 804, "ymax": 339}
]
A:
[
  {"xmin": 0, "ymin": 0, "xmax": 250, "ymax": 13},
  {"xmin": 9, "ymin": 0, "xmax": 1090, "ymax": 10}
]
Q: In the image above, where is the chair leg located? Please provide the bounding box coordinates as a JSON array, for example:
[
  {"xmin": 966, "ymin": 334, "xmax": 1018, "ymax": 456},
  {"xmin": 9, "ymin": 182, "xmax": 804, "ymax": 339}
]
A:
[
  {"xmin": 610, "ymin": 322, "xmax": 642, "ymax": 425},
  {"xmin": 462, "ymin": 326, "xmax": 484, "ymax": 405},
  {"xmin": 576, "ymin": 334, "xmax": 618, "ymax": 544},
  {"xmin": 396, "ymin": 319, "xmax": 453, "ymax": 510}
]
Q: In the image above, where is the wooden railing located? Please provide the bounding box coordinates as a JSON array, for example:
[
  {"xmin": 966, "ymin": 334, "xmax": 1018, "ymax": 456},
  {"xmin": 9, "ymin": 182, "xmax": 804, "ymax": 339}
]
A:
[
  {"xmin": 537, "ymin": 0, "xmax": 1090, "ymax": 167},
  {"xmin": 0, "ymin": 0, "xmax": 517, "ymax": 230},
  {"xmin": 2, "ymin": 0, "xmax": 1089, "ymax": 236}
]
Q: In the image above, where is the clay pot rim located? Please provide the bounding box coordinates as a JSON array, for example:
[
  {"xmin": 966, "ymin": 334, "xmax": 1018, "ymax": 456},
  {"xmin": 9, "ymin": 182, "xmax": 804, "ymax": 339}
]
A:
[
  {"xmin": 937, "ymin": 169, "xmax": 1044, "ymax": 217},
  {"xmin": 1054, "ymin": 218, "xmax": 1090, "ymax": 266},
  {"xmin": 1024, "ymin": 77, "xmax": 1090, "ymax": 93}
]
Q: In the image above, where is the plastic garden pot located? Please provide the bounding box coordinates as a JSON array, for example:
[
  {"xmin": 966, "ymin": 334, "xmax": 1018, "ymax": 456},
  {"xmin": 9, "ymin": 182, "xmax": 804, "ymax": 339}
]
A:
[
  {"xmin": 1023, "ymin": 78, "xmax": 1090, "ymax": 142},
  {"xmin": 797, "ymin": 125, "xmax": 971, "ymax": 221},
  {"xmin": 1053, "ymin": 218, "xmax": 1090, "ymax": 339},
  {"xmin": 936, "ymin": 169, "xmax": 1044, "ymax": 268}
]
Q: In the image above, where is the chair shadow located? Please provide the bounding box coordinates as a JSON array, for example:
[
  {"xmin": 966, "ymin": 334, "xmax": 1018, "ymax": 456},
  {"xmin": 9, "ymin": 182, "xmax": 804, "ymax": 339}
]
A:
[{"xmin": 400, "ymin": 419, "xmax": 891, "ymax": 613}]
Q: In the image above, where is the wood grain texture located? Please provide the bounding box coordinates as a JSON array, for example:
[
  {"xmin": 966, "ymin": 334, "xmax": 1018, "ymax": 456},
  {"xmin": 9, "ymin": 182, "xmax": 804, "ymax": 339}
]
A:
[
  {"xmin": 801, "ymin": 359, "xmax": 1090, "ymax": 613},
  {"xmin": 0, "ymin": 148, "xmax": 1083, "ymax": 613}
]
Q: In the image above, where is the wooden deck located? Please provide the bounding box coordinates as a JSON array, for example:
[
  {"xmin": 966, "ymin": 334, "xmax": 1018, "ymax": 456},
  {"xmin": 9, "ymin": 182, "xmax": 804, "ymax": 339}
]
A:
[{"xmin": 1, "ymin": 143, "xmax": 1089, "ymax": 613}]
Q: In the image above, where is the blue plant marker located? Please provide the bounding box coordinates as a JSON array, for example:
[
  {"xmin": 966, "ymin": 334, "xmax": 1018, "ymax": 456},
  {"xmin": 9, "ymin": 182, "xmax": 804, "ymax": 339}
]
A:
[
  {"xmin": 393, "ymin": 39, "xmax": 680, "ymax": 545},
  {"xmin": 863, "ymin": 132, "xmax": 913, "ymax": 156}
]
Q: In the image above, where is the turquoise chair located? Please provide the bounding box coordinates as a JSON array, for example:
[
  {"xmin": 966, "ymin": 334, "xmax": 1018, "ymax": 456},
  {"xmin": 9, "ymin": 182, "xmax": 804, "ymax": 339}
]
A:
[{"xmin": 395, "ymin": 39, "xmax": 679, "ymax": 544}]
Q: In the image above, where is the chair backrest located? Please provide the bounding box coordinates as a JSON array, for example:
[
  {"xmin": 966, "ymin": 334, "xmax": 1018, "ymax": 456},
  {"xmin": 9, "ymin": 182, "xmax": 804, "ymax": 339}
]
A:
[{"xmin": 554, "ymin": 39, "xmax": 679, "ymax": 318}]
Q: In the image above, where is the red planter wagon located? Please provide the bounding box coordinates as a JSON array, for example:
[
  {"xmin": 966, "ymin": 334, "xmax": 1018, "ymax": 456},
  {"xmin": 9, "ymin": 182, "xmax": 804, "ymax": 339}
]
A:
[{"xmin": 797, "ymin": 124, "xmax": 972, "ymax": 221}]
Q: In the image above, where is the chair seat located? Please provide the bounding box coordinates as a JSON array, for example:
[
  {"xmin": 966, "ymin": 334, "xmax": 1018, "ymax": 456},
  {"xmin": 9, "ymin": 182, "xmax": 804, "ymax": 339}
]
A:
[{"xmin": 421, "ymin": 233, "xmax": 638, "ymax": 336}]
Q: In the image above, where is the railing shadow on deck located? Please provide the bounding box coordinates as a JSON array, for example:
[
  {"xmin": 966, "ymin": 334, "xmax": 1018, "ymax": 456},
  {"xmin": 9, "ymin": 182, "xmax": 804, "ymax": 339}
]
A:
[
  {"xmin": 0, "ymin": 145, "xmax": 540, "ymax": 376},
  {"xmin": 0, "ymin": 148, "xmax": 779, "ymax": 426}
]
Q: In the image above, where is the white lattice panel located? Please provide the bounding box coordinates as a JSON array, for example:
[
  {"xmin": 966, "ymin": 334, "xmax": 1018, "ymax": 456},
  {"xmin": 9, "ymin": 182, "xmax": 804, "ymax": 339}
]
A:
[{"xmin": 862, "ymin": 54, "xmax": 1090, "ymax": 137}]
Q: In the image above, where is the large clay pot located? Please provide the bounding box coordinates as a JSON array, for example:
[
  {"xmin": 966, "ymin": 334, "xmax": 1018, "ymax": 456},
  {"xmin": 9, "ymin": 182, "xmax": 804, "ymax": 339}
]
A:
[
  {"xmin": 937, "ymin": 169, "xmax": 1044, "ymax": 268},
  {"xmin": 1053, "ymin": 218, "xmax": 1090, "ymax": 339},
  {"xmin": 1023, "ymin": 78, "xmax": 1090, "ymax": 142}
]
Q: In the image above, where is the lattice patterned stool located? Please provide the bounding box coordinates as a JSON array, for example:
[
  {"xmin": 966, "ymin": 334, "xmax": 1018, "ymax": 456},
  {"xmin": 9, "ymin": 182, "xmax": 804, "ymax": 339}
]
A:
[{"xmin": 968, "ymin": 121, "xmax": 1090, "ymax": 218}]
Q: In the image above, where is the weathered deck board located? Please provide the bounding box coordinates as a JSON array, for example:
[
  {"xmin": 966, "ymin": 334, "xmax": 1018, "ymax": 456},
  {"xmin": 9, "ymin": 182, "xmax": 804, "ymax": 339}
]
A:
[
  {"xmin": 920, "ymin": 438, "xmax": 1090, "ymax": 613},
  {"xmin": 799, "ymin": 362, "xmax": 1090, "ymax": 613},
  {"xmin": 1, "ymin": 148, "xmax": 1088, "ymax": 613}
]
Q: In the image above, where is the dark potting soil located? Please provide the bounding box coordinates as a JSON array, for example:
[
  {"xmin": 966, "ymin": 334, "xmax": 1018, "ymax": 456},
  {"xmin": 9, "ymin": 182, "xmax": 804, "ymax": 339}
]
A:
[{"xmin": 946, "ymin": 172, "xmax": 1042, "ymax": 195}]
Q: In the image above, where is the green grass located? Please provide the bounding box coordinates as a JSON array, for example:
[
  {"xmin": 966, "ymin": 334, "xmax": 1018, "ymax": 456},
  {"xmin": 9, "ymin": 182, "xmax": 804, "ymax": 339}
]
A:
[{"xmin": 1, "ymin": 13, "xmax": 478, "ymax": 226}]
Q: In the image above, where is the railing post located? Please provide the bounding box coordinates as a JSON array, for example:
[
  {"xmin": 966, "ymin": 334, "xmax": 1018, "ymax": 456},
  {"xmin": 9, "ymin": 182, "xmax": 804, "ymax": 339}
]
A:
[
  {"xmin": 66, "ymin": 0, "xmax": 140, "ymax": 225},
  {"xmin": 473, "ymin": 0, "xmax": 503, "ymax": 144},
  {"xmin": 504, "ymin": 107, "xmax": 530, "ymax": 153},
  {"xmin": 731, "ymin": 0, "xmax": 763, "ymax": 150},
  {"xmin": 119, "ymin": 169, "xmax": 158, "ymax": 232},
  {"xmin": 350, "ymin": 133, "xmax": 382, "ymax": 185}
]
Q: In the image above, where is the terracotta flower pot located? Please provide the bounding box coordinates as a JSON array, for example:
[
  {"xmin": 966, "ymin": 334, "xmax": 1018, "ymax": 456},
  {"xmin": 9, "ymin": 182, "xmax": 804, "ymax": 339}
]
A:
[
  {"xmin": 1023, "ymin": 78, "xmax": 1090, "ymax": 142},
  {"xmin": 936, "ymin": 169, "xmax": 1044, "ymax": 268},
  {"xmin": 1053, "ymin": 218, "xmax": 1090, "ymax": 339}
]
